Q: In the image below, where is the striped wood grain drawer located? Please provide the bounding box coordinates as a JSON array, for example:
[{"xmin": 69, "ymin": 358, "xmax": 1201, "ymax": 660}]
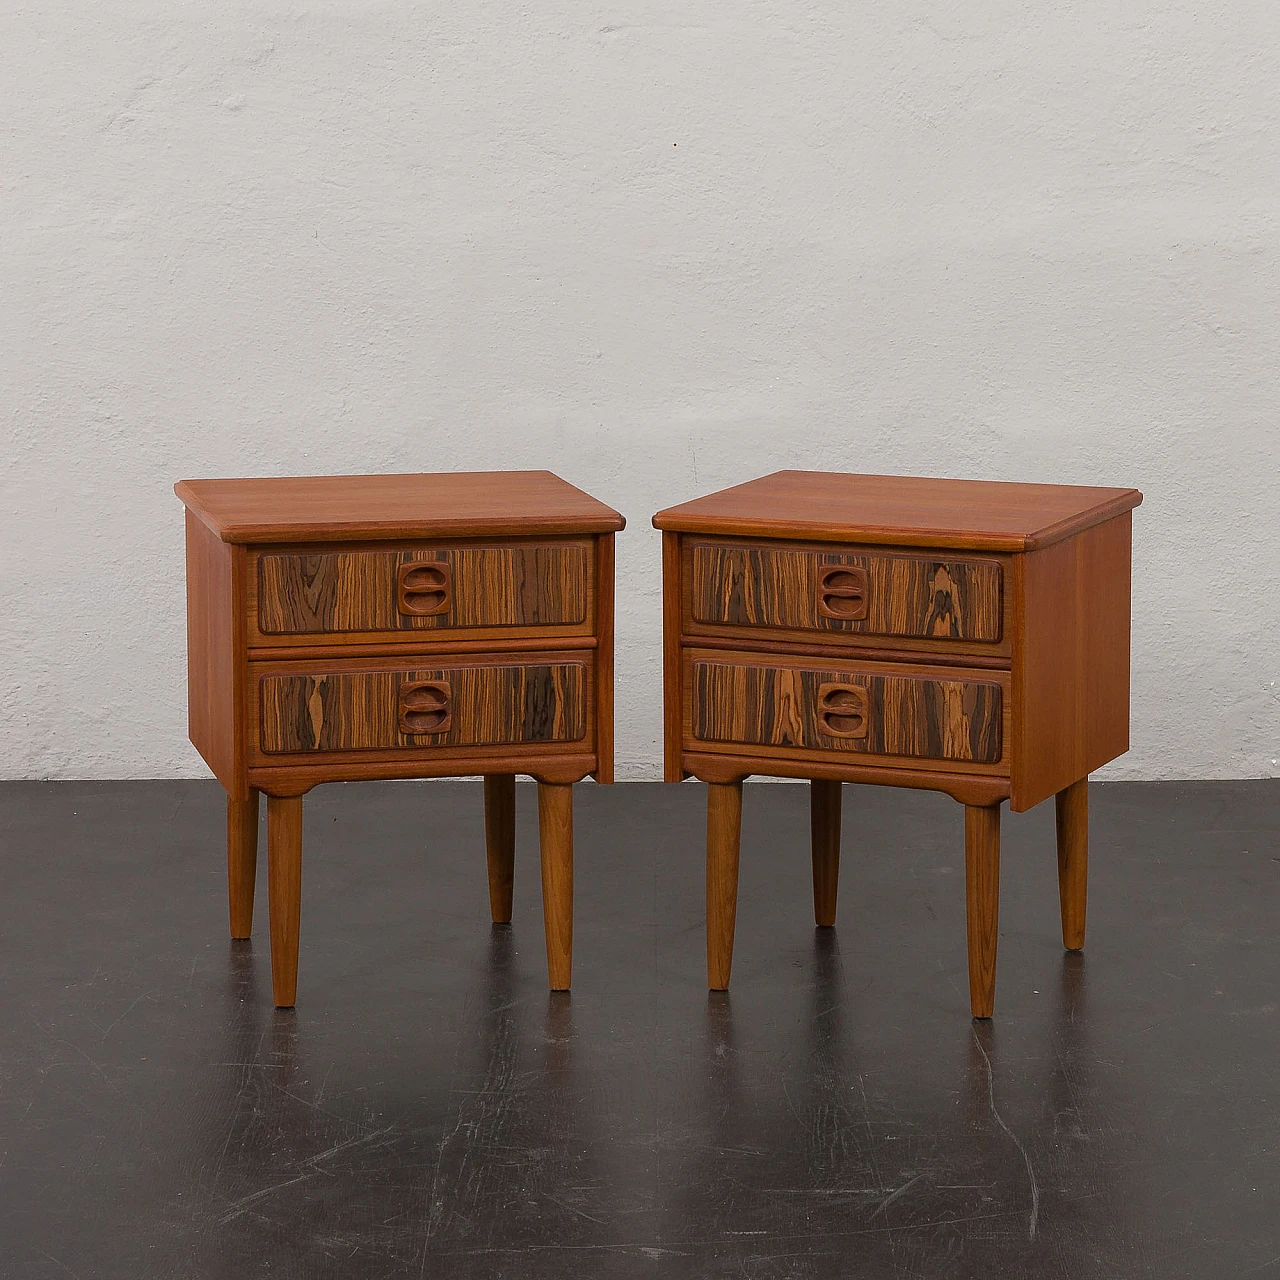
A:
[
  {"xmin": 686, "ymin": 539, "xmax": 1004, "ymax": 650},
  {"xmin": 251, "ymin": 540, "xmax": 592, "ymax": 644},
  {"xmin": 687, "ymin": 652, "xmax": 1006, "ymax": 768},
  {"xmin": 254, "ymin": 656, "xmax": 589, "ymax": 757}
]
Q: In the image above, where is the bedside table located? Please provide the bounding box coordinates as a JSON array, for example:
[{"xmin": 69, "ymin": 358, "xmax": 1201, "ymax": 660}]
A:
[
  {"xmin": 653, "ymin": 471, "xmax": 1142, "ymax": 1017},
  {"xmin": 176, "ymin": 471, "xmax": 624, "ymax": 1006}
]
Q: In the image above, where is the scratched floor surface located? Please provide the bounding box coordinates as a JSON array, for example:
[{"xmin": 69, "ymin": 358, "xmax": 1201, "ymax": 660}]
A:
[{"xmin": 0, "ymin": 779, "xmax": 1277, "ymax": 1279}]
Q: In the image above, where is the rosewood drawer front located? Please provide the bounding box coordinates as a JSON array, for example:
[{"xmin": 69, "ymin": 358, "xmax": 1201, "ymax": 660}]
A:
[
  {"xmin": 256, "ymin": 659, "xmax": 588, "ymax": 755},
  {"xmin": 687, "ymin": 540, "xmax": 1003, "ymax": 646},
  {"xmin": 689, "ymin": 655, "xmax": 1004, "ymax": 766},
  {"xmin": 253, "ymin": 541, "xmax": 590, "ymax": 641}
]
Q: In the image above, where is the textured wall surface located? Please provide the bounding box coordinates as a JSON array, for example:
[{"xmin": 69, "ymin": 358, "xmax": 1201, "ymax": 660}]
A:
[{"xmin": 2, "ymin": 2, "xmax": 1277, "ymax": 782}]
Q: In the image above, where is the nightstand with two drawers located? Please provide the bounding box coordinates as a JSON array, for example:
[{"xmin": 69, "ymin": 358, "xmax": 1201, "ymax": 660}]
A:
[
  {"xmin": 177, "ymin": 472, "xmax": 624, "ymax": 1006},
  {"xmin": 654, "ymin": 471, "xmax": 1142, "ymax": 1017}
]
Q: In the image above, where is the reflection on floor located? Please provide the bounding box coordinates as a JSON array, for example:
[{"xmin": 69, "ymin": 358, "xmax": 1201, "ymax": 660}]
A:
[{"xmin": 1, "ymin": 778, "xmax": 1276, "ymax": 1278}]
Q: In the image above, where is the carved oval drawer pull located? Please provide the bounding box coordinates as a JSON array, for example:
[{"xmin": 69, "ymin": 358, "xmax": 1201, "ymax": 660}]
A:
[
  {"xmin": 817, "ymin": 682, "xmax": 869, "ymax": 739},
  {"xmin": 817, "ymin": 565, "xmax": 869, "ymax": 621},
  {"xmin": 396, "ymin": 561, "xmax": 452, "ymax": 617},
  {"xmin": 398, "ymin": 680, "xmax": 452, "ymax": 735}
]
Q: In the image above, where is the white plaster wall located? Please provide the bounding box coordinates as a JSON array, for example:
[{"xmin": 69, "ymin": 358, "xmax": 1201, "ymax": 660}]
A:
[{"xmin": 2, "ymin": 2, "xmax": 1277, "ymax": 782}]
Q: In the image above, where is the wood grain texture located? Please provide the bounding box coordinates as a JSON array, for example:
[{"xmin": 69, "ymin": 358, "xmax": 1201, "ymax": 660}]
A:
[
  {"xmin": 176, "ymin": 471, "xmax": 626, "ymax": 544},
  {"xmin": 810, "ymin": 779, "xmax": 841, "ymax": 928},
  {"xmin": 690, "ymin": 541, "xmax": 1003, "ymax": 642},
  {"xmin": 259, "ymin": 662, "xmax": 586, "ymax": 754},
  {"xmin": 682, "ymin": 650, "xmax": 1012, "ymax": 781},
  {"xmin": 654, "ymin": 470, "xmax": 1142, "ymax": 552},
  {"xmin": 267, "ymin": 795, "xmax": 303, "ymax": 1008},
  {"xmin": 484, "ymin": 775, "xmax": 516, "ymax": 924},
  {"xmin": 965, "ymin": 803, "xmax": 1001, "ymax": 1019},
  {"xmin": 184, "ymin": 509, "xmax": 249, "ymax": 798},
  {"xmin": 592, "ymin": 533, "xmax": 615, "ymax": 784},
  {"xmin": 537, "ymin": 782, "xmax": 573, "ymax": 991},
  {"xmin": 662, "ymin": 531, "xmax": 686, "ymax": 782},
  {"xmin": 255, "ymin": 543, "xmax": 588, "ymax": 636},
  {"xmin": 1056, "ymin": 777, "xmax": 1088, "ymax": 951},
  {"xmin": 707, "ymin": 780, "xmax": 744, "ymax": 990},
  {"xmin": 227, "ymin": 791, "xmax": 259, "ymax": 939},
  {"xmin": 1011, "ymin": 513, "xmax": 1132, "ymax": 811},
  {"xmin": 691, "ymin": 660, "xmax": 1003, "ymax": 764}
]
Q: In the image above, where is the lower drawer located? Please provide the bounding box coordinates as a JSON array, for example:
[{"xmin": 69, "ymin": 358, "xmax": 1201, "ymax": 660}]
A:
[
  {"xmin": 252, "ymin": 654, "xmax": 589, "ymax": 758},
  {"xmin": 686, "ymin": 650, "xmax": 1006, "ymax": 768}
]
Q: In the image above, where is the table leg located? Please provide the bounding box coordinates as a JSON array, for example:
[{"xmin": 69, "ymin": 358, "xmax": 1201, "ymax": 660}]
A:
[
  {"xmin": 965, "ymin": 802, "xmax": 1001, "ymax": 1019},
  {"xmin": 537, "ymin": 782, "xmax": 573, "ymax": 991},
  {"xmin": 1056, "ymin": 777, "xmax": 1089, "ymax": 952},
  {"xmin": 227, "ymin": 790, "xmax": 259, "ymax": 939},
  {"xmin": 810, "ymin": 779, "xmax": 841, "ymax": 928},
  {"xmin": 267, "ymin": 795, "xmax": 303, "ymax": 1009},
  {"xmin": 707, "ymin": 780, "xmax": 744, "ymax": 991},
  {"xmin": 484, "ymin": 774, "xmax": 516, "ymax": 924}
]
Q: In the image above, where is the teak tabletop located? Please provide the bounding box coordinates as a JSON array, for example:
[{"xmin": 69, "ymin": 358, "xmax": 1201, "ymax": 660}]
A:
[
  {"xmin": 176, "ymin": 470, "xmax": 626, "ymax": 544},
  {"xmin": 653, "ymin": 470, "xmax": 1143, "ymax": 551}
]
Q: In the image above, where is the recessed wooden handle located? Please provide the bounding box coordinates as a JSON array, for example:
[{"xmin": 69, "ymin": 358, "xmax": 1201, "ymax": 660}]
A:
[
  {"xmin": 396, "ymin": 561, "xmax": 452, "ymax": 617},
  {"xmin": 398, "ymin": 680, "xmax": 452, "ymax": 735},
  {"xmin": 816, "ymin": 682, "xmax": 868, "ymax": 739},
  {"xmin": 817, "ymin": 565, "xmax": 868, "ymax": 621}
]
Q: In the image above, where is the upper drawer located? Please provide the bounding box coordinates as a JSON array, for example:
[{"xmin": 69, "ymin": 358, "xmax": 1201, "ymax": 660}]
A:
[
  {"xmin": 685, "ymin": 538, "xmax": 1004, "ymax": 650},
  {"xmin": 250, "ymin": 539, "xmax": 592, "ymax": 645}
]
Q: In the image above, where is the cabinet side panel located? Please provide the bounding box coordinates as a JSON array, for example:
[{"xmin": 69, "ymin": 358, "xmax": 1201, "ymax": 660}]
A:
[
  {"xmin": 1012, "ymin": 513, "xmax": 1131, "ymax": 811},
  {"xmin": 593, "ymin": 533, "xmax": 615, "ymax": 783},
  {"xmin": 185, "ymin": 510, "xmax": 247, "ymax": 796},
  {"xmin": 662, "ymin": 532, "xmax": 685, "ymax": 781}
]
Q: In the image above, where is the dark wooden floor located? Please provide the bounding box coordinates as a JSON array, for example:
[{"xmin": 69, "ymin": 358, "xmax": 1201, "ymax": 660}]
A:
[{"xmin": 1, "ymin": 779, "xmax": 1277, "ymax": 1278}]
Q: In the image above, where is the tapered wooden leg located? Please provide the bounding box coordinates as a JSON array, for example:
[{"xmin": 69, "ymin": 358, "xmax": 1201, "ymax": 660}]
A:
[
  {"xmin": 964, "ymin": 803, "xmax": 1001, "ymax": 1019},
  {"xmin": 227, "ymin": 790, "xmax": 260, "ymax": 939},
  {"xmin": 810, "ymin": 779, "xmax": 841, "ymax": 928},
  {"xmin": 537, "ymin": 782, "xmax": 573, "ymax": 991},
  {"xmin": 1056, "ymin": 777, "xmax": 1089, "ymax": 952},
  {"xmin": 484, "ymin": 774, "xmax": 516, "ymax": 924},
  {"xmin": 267, "ymin": 795, "xmax": 303, "ymax": 1009},
  {"xmin": 707, "ymin": 780, "xmax": 744, "ymax": 991}
]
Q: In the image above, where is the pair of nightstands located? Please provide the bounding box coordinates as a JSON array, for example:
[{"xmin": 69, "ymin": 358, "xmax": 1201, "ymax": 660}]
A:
[{"xmin": 178, "ymin": 470, "xmax": 1141, "ymax": 1016}]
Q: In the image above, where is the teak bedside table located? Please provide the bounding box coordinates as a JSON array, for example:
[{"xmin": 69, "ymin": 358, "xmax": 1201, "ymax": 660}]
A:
[
  {"xmin": 176, "ymin": 471, "xmax": 624, "ymax": 1006},
  {"xmin": 653, "ymin": 471, "xmax": 1142, "ymax": 1017}
]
